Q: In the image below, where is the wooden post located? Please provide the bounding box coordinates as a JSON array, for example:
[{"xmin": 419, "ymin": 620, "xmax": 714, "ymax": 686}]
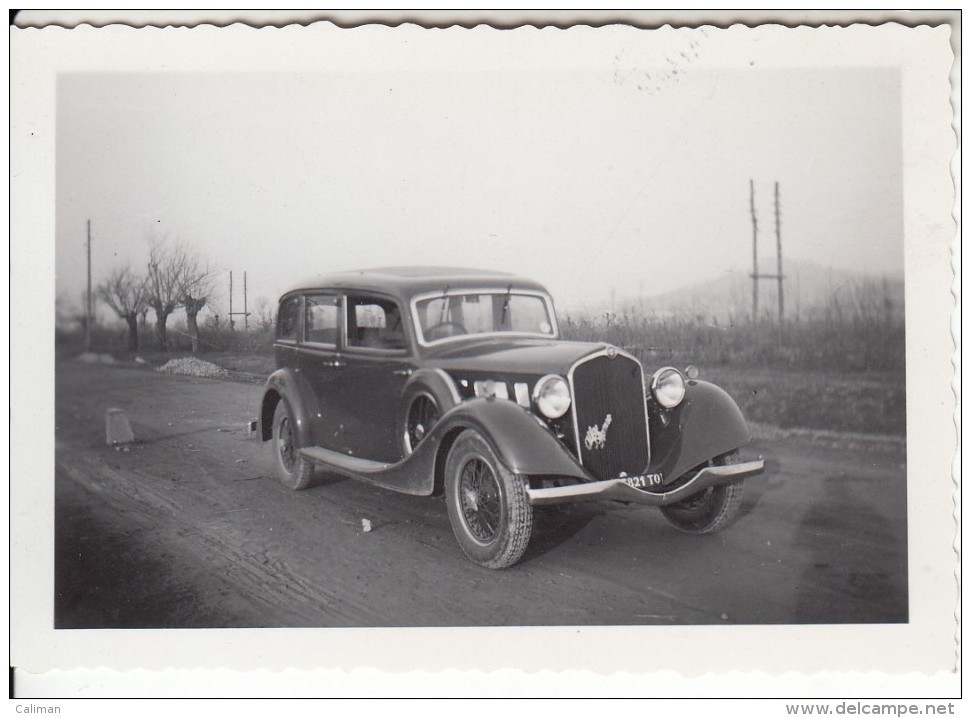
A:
[
  {"xmin": 775, "ymin": 181, "xmax": 784, "ymax": 324},
  {"xmin": 229, "ymin": 270, "xmax": 234, "ymax": 331},
  {"xmin": 750, "ymin": 179, "xmax": 758, "ymax": 323},
  {"xmin": 85, "ymin": 219, "xmax": 92, "ymax": 351},
  {"xmin": 244, "ymin": 271, "xmax": 249, "ymax": 330}
]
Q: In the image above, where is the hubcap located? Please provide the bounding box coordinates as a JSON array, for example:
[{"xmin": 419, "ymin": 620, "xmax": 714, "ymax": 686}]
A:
[{"xmin": 459, "ymin": 457, "xmax": 501, "ymax": 543}]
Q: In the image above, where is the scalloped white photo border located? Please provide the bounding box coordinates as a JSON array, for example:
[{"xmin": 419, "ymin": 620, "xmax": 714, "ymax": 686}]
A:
[{"xmin": 9, "ymin": 13, "xmax": 959, "ymax": 697}]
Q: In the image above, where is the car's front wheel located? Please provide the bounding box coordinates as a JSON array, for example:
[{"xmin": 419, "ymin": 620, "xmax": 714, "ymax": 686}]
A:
[
  {"xmin": 660, "ymin": 450, "xmax": 745, "ymax": 534},
  {"xmin": 444, "ymin": 430, "xmax": 532, "ymax": 569},
  {"xmin": 272, "ymin": 400, "xmax": 315, "ymax": 490}
]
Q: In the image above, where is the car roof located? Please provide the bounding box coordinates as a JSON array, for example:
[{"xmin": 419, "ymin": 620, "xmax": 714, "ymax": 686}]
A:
[{"xmin": 282, "ymin": 266, "xmax": 550, "ymax": 300}]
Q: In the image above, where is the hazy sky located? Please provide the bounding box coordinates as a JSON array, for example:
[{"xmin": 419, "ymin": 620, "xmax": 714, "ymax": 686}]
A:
[{"xmin": 55, "ymin": 32, "xmax": 903, "ymax": 317}]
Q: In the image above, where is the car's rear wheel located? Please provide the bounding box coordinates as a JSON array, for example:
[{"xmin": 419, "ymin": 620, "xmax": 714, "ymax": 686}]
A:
[
  {"xmin": 660, "ymin": 450, "xmax": 744, "ymax": 534},
  {"xmin": 444, "ymin": 430, "xmax": 532, "ymax": 569},
  {"xmin": 272, "ymin": 400, "xmax": 314, "ymax": 490}
]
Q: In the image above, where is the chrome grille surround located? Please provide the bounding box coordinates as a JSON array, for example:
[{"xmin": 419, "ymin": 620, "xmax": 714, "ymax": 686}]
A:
[{"xmin": 567, "ymin": 347, "xmax": 651, "ymax": 480}]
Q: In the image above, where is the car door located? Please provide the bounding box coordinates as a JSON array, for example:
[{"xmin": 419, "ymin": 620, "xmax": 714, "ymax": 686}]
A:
[
  {"xmin": 333, "ymin": 292, "xmax": 415, "ymax": 463},
  {"xmin": 274, "ymin": 293, "xmax": 302, "ymax": 370},
  {"xmin": 295, "ymin": 292, "xmax": 345, "ymax": 451}
]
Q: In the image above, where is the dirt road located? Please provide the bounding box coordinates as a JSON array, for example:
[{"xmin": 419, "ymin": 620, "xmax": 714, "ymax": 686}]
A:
[{"xmin": 54, "ymin": 360, "xmax": 908, "ymax": 627}]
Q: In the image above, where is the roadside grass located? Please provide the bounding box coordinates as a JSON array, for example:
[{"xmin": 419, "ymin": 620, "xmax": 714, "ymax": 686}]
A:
[
  {"xmin": 559, "ymin": 312, "xmax": 905, "ymax": 437},
  {"xmin": 700, "ymin": 366, "xmax": 905, "ymax": 437},
  {"xmin": 59, "ymin": 308, "xmax": 906, "ymax": 438}
]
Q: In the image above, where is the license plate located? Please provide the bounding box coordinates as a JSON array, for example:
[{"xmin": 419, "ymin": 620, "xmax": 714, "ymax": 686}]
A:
[{"xmin": 622, "ymin": 473, "xmax": 662, "ymax": 488}]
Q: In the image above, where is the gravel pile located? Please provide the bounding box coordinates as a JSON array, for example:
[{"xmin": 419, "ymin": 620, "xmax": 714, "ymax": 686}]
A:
[{"xmin": 157, "ymin": 357, "xmax": 228, "ymax": 378}]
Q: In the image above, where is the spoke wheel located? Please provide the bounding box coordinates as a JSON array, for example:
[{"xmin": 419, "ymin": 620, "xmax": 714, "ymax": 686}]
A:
[
  {"xmin": 660, "ymin": 451, "xmax": 745, "ymax": 534},
  {"xmin": 278, "ymin": 416, "xmax": 297, "ymax": 470},
  {"xmin": 444, "ymin": 430, "xmax": 532, "ymax": 569},
  {"xmin": 405, "ymin": 394, "xmax": 440, "ymax": 454},
  {"xmin": 458, "ymin": 458, "xmax": 502, "ymax": 543},
  {"xmin": 272, "ymin": 400, "xmax": 314, "ymax": 490}
]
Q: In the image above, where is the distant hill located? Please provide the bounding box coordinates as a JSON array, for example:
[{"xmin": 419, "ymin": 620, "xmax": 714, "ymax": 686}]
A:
[{"xmin": 563, "ymin": 261, "xmax": 905, "ymax": 324}]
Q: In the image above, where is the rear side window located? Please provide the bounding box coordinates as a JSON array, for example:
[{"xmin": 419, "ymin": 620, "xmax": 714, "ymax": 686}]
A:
[
  {"xmin": 305, "ymin": 294, "xmax": 340, "ymax": 346},
  {"xmin": 277, "ymin": 296, "xmax": 300, "ymax": 341},
  {"xmin": 346, "ymin": 296, "xmax": 406, "ymax": 350}
]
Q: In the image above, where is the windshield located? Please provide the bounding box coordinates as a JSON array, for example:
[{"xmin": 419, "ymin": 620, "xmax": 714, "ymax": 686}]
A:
[{"xmin": 414, "ymin": 291, "xmax": 556, "ymax": 344}]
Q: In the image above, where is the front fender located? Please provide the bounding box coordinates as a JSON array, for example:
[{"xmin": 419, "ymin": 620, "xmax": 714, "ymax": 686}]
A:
[
  {"xmin": 432, "ymin": 398, "xmax": 587, "ymax": 480},
  {"xmin": 402, "ymin": 368, "xmax": 462, "ymax": 409},
  {"xmin": 259, "ymin": 367, "xmax": 323, "ymax": 449},
  {"xmin": 649, "ymin": 379, "xmax": 752, "ymax": 483}
]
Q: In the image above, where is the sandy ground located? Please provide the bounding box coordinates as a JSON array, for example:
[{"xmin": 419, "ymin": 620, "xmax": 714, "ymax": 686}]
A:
[{"xmin": 54, "ymin": 360, "xmax": 908, "ymax": 627}]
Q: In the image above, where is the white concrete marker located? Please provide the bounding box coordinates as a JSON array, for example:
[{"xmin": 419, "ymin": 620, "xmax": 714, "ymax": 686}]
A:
[{"xmin": 105, "ymin": 408, "xmax": 135, "ymax": 445}]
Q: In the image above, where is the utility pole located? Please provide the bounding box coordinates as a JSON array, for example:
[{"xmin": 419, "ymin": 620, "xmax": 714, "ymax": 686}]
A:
[
  {"xmin": 228, "ymin": 269, "xmax": 250, "ymax": 330},
  {"xmin": 775, "ymin": 181, "xmax": 784, "ymax": 324},
  {"xmin": 749, "ymin": 180, "xmax": 786, "ymax": 326},
  {"xmin": 85, "ymin": 219, "xmax": 92, "ymax": 351},
  {"xmin": 749, "ymin": 180, "xmax": 758, "ymax": 322}
]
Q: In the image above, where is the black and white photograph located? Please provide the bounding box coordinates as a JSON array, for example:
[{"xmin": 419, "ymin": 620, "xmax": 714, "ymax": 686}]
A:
[{"xmin": 10, "ymin": 11, "xmax": 958, "ymax": 698}]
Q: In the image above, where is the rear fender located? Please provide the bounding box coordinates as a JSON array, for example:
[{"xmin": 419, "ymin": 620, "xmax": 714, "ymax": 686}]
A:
[
  {"xmin": 649, "ymin": 379, "xmax": 752, "ymax": 483},
  {"xmin": 259, "ymin": 368, "xmax": 323, "ymax": 449}
]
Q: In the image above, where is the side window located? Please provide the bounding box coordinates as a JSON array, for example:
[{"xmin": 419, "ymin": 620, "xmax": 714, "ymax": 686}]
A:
[
  {"xmin": 346, "ymin": 296, "xmax": 406, "ymax": 350},
  {"xmin": 277, "ymin": 296, "xmax": 300, "ymax": 341},
  {"xmin": 305, "ymin": 295, "xmax": 339, "ymax": 346}
]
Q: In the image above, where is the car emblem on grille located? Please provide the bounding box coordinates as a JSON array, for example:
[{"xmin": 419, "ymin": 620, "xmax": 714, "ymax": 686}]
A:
[{"xmin": 584, "ymin": 414, "xmax": 613, "ymax": 450}]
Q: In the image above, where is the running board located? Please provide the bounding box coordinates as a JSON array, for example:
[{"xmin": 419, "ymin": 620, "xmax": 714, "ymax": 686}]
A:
[
  {"xmin": 298, "ymin": 445, "xmax": 434, "ymax": 496},
  {"xmin": 299, "ymin": 446, "xmax": 391, "ymax": 475}
]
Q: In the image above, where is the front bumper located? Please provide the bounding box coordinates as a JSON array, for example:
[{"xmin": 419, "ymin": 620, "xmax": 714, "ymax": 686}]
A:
[{"xmin": 525, "ymin": 458, "xmax": 765, "ymax": 507}]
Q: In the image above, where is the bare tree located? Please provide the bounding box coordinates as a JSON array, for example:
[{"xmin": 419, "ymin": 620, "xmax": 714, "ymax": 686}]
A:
[
  {"xmin": 56, "ymin": 291, "xmax": 85, "ymax": 332},
  {"xmin": 97, "ymin": 265, "xmax": 148, "ymax": 351},
  {"xmin": 145, "ymin": 239, "xmax": 184, "ymax": 351},
  {"xmin": 177, "ymin": 252, "xmax": 214, "ymax": 353},
  {"xmin": 254, "ymin": 296, "xmax": 275, "ymax": 331}
]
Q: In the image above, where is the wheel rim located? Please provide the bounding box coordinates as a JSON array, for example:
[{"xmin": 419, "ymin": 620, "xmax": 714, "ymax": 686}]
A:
[
  {"xmin": 278, "ymin": 415, "xmax": 296, "ymax": 471},
  {"xmin": 406, "ymin": 395, "xmax": 439, "ymax": 454},
  {"xmin": 458, "ymin": 456, "xmax": 502, "ymax": 543},
  {"xmin": 669, "ymin": 487, "xmax": 714, "ymax": 518}
]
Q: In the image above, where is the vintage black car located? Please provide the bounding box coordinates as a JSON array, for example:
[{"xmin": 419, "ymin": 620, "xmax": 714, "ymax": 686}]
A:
[{"xmin": 259, "ymin": 267, "xmax": 764, "ymax": 568}]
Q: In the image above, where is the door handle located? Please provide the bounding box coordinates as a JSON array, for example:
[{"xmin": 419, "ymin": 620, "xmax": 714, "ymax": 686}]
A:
[
  {"xmin": 393, "ymin": 369, "xmax": 413, "ymax": 377},
  {"xmin": 323, "ymin": 360, "xmax": 345, "ymax": 367}
]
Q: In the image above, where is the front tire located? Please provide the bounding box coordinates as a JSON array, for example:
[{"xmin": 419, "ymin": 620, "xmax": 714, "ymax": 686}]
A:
[
  {"xmin": 444, "ymin": 430, "xmax": 532, "ymax": 569},
  {"xmin": 272, "ymin": 400, "xmax": 315, "ymax": 490},
  {"xmin": 660, "ymin": 451, "xmax": 745, "ymax": 534}
]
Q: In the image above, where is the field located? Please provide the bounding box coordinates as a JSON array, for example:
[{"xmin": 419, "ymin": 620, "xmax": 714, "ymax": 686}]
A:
[
  {"xmin": 558, "ymin": 311, "xmax": 906, "ymax": 438},
  {"xmin": 60, "ymin": 306, "xmax": 907, "ymax": 439}
]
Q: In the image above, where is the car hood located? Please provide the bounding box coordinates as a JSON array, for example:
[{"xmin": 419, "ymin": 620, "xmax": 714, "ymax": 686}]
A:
[{"xmin": 423, "ymin": 338, "xmax": 613, "ymax": 377}]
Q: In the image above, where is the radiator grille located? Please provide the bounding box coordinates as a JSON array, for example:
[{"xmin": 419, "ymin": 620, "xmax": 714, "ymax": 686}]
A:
[{"xmin": 570, "ymin": 353, "xmax": 650, "ymax": 480}]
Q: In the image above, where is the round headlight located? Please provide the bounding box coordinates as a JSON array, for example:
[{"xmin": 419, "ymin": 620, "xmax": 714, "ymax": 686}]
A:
[
  {"xmin": 533, "ymin": 374, "xmax": 571, "ymax": 419},
  {"xmin": 652, "ymin": 367, "xmax": 686, "ymax": 409}
]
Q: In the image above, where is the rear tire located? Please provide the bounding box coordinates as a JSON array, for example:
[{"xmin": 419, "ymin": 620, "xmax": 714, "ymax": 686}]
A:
[
  {"xmin": 660, "ymin": 451, "xmax": 745, "ymax": 534},
  {"xmin": 272, "ymin": 400, "xmax": 315, "ymax": 490},
  {"xmin": 444, "ymin": 430, "xmax": 532, "ymax": 569}
]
